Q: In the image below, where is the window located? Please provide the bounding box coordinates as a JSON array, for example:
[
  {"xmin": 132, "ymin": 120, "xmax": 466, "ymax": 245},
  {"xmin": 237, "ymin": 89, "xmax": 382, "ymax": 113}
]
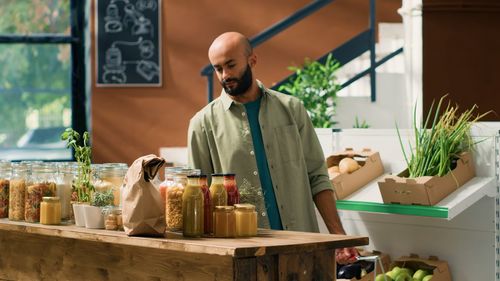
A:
[{"xmin": 0, "ymin": 0, "xmax": 87, "ymax": 161}]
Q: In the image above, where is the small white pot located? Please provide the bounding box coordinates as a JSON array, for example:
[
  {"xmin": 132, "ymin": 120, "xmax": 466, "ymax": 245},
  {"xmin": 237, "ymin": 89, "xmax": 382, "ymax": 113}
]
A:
[
  {"xmin": 83, "ymin": 205, "xmax": 105, "ymax": 229},
  {"xmin": 72, "ymin": 203, "xmax": 87, "ymax": 227}
]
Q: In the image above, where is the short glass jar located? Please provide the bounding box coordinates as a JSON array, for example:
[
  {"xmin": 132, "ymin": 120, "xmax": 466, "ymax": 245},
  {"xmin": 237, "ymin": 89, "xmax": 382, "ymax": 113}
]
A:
[
  {"xmin": 0, "ymin": 160, "xmax": 11, "ymax": 218},
  {"xmin": 40, "ymin": 196, "xmax": 61, "ymax": 225},
  {"xmin": 234, "ymin": 203, "xmax": 257, "ymax": 237},
  {"xmin": 213, "ymin": 205, "xmax": 236, "ymax": 238}
]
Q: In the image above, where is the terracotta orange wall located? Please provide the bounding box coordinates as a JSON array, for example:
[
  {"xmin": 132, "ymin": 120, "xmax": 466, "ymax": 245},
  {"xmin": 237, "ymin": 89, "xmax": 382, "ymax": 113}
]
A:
[
  {"xmin": 422, "ymin": 0, "xmax": 500, "ymax": 119},
  {"xmin": 90, "ymin": 0, "xmax": 402, "ymax": 165}
]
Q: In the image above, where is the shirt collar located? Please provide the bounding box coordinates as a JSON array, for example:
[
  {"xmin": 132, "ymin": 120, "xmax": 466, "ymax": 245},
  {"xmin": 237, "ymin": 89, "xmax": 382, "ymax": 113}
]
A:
[{"xmin": 221, "ymin": 80, "xmax": 270, "ymax": 111}]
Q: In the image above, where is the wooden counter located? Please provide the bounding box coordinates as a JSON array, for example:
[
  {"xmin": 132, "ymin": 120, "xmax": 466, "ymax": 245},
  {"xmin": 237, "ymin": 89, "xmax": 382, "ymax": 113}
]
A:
[{"xmin": 0, "ymin": 219, "xmax": 368, "ymax": 281}]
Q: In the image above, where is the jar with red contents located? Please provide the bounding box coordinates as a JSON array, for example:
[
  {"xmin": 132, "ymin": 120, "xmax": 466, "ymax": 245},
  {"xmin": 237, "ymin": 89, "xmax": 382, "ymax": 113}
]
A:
[
  {"xmin": 223, "ymin": 173, "xmax": 240, "ymax": 206},
  {"xmin": 199, "ymin": 175, "xmax": 212, "ymax": 234}
]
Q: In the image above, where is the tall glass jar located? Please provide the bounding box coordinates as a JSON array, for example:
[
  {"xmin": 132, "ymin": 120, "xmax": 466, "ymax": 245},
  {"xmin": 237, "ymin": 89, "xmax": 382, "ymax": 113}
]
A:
[
  {"xmin": 182, "ymin": 175, "xmax": 204, "ymax": 237},
  {"xmin": 40, "ymin": 196, "xmax": 61, "ymax": 225},
  {"xmin": 99, "ymin": 163, "xmax": 128, "ymax": 207},
  {"xmin": 0, "ymin": 160, "xmax": 11, "ymax": 218},
  {"xmin": 199, "ymin": 175, "xmax": 212, "ymax": 235},
  {"xmin": 210, "ymin": 174, "xmax": 227, "ymax": 211},
  {"xmin": 159, "ymin": 167, "xmax": 180, "ymax": 209},
  {"xmin": 234, "ymin": 203, "xmax": 258, "ymax": 237},
  {"xmin": 213, "ymin": 206, "xmax": 236, "ymax": 238},
  {"xmin": 25, "ymin": 165, "xmax": 57, "ymax": 223},
  {"xmin": 9, "ymin": 163, "xmax": 28, "ymax": 221},
  {"xmin": 166, "ymin": 169, "xmax": 190, "ymax": 231},
  {"xmin": 57, "ymin": 162, "xmax": 77, "ymax": 220},
  {"xmin": 223, "ymin": 173, "xmax": 240, "ymax": 206}
]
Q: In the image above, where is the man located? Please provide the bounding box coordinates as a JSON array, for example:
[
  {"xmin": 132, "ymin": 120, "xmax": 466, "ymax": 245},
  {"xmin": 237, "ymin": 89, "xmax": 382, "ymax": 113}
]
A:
[{"xmin": 188, "ymin": 32, "xmax": 357, "ymax": 262}]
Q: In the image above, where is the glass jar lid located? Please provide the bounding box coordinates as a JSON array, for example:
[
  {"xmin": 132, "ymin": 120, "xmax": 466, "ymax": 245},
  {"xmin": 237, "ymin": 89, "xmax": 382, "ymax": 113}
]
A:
[
  {"xmin": 234, "ymin": 203, "xmax": 255, "ymax": 211},
  {"xmin": 43, "ymin": 196, "xmax": 60, "ymax": 202},
  {"xmin": 215, "ymin": 206, "xmax": 235, "ymax": 212}
]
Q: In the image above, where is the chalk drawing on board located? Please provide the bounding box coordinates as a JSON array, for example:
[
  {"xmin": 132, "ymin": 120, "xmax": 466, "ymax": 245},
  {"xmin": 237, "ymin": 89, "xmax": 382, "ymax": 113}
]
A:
[
  {"xmin": 136, "ymin": 0, "xmax": 157, "ymax": 11},
  {"xmin": 123, "ymin": 3, "xmax": 153, "ymax": 37},
  {"xmin": 104, "ymin": 2, "xmax": 123, "ymax": 33},
  {"xmin": 102, "ymin": 37, "xmax": 159, "ymax": 83}
]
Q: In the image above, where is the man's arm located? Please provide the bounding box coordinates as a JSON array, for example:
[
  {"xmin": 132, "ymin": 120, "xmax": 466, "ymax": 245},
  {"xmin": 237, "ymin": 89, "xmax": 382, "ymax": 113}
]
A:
[{"xmin": 313, "ymin": 189, "xmax": 346, "ymax": 235}]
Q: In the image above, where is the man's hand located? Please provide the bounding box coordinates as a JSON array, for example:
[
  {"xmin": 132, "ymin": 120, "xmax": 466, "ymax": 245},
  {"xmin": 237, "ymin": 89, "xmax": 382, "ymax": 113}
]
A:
[{"xmin": 335, "ymin": 247, "xmax": 359, "ymax": 264}]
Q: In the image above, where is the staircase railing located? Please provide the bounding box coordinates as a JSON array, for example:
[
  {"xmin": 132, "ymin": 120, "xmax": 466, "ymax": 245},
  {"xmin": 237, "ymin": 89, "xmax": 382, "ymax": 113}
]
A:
[{"xmin": 200, "ymin": 0, "xmax": 403, "ymax": 103}]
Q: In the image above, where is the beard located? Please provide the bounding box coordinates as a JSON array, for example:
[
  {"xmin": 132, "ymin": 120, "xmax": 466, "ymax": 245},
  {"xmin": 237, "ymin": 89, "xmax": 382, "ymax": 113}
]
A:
[{"xmin": 221, "ymin": 64, "xmax": 253, "ymax": 97}]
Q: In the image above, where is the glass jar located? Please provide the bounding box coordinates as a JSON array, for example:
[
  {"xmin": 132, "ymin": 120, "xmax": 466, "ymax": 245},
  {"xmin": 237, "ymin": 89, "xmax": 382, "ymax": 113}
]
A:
[
  {"xmin": 213, "ymin": 206, "xmax": 236, "ymax": 238},
  {"xmin": 210, "ymin": 174, "xmax": 227, "ymax": 211},
  {"xmin": 234, "ymin": 204, "xmax": 258, "ymax": 237},
  {"xmin": 40, "ymin": 196, "xmax": 61, "ymax": 225},
  {"xmin": 182, "ymin": 175, "xmax": 204, "ymax": 237},
  {"xmin": 99, "ymin": 163, "xmax": 128, "ymax": 207},
  {"xmin": 199, "ymin": 175, "xmax": 212, "ymax": 235},
  {"xmin": 57, "ymin": 162, "xmax": 77, "ymax": 221},
  {"xmin": 223, "ymin": 173, "xmax": 240, "ymax": 206},
  {"xmin": 166, "ymin": 169, "xmax": 190, "ymax": 231},
  {"xmin": 25, "ymin": 165, "xmax": 57, "ymax": 223},
  {"xmin": 159, "ymin": 167, "xmax": 180, "ymax": 209},
  {"xmin": 0, "ymin": 160, "xmax": 11, "ymax": 218},
  {"xmin": 9, "ymin": 163, "xmax": 28, "ymax": 221}
]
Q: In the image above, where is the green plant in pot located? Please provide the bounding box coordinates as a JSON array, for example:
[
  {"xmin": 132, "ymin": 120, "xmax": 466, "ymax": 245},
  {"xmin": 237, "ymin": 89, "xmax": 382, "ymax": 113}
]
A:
[
  {"xmin": 82, "ymin": 189, "xmax": 115, "ymax": 229},
  {"xmin": 61, "ymin": 128, "xmax": 94, "ymax": 226},
  {"xmin": 279, "ymin": 53, "xmax": 341, "ymax": 128},
  {"xmin": 91, "ymin": 189, "xmax": 114, "ymax": 208}
]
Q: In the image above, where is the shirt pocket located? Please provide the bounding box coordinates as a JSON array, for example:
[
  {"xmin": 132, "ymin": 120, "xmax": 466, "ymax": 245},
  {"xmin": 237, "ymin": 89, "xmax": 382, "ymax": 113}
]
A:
[{"xmin": 274, "ymin": 125, "xmax": 301, "ymax": 163}]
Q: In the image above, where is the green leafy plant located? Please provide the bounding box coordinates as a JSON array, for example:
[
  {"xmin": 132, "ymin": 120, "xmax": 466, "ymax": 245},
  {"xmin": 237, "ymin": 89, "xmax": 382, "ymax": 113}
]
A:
[
  {"xmin": 91, "ymin": 189, "xmax": 114, "ymax": 207},
  {"xmin": 279, "ymin": 53, "xmax": 341, "ymax": 128},
  {"xmin": 61, "ymin": 128, "xmax": 94, "ymax": 203},
  {"xmin": 353, "ymin": 116, "xmax": 370, "ymax": 128},
  {"xmin": 397, "ymin": 95, "xmax": 489, "ymax": 178}
]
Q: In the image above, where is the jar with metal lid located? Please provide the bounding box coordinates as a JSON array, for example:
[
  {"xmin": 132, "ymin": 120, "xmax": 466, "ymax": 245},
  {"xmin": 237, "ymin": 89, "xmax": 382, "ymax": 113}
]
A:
[
  {"xmin": 223, "ymin": 173, "xmax": 240, "ymax": 206},
  {"xmin": 182, "ymin": 175, "xmax": 204, "ymax": 237},
  {"xmin": 40, "ymin": 196, "xmax": 61, "ymax": 225},
  {"xmin": 25, "ymin": 164, "xmax": 57, "ymax": 223},
  {"xmin": 166, "ymin": 169, "xmax": 191, "ymax": 231},
  {"xmin": 234, "ymin": 203, "xmax": 258, "ymax": 237},
  {"xmin": 98, "ymin": 163, "xmax": 128, "ymax": 207},
  {"xmin": 0, "ymin": 160, "xmax": 11, "ymax": 218},
  {"xmin": 213, "ymin": 205, "xmax": 236, "ymax": 238},
  {"xmin": 199, "ymin": 175, "xmax": 212, "ymax": 234},
  {"xmin": 9, "ymin": 163, "xmax": 28, "ymax": 221}
]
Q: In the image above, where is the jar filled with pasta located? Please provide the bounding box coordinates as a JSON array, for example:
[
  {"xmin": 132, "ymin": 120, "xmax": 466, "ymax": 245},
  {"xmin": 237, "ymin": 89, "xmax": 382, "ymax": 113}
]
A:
[
  {"xmin": 0, "ymin": 160, "xmax": 11, "ymax": 218},
  {"xmin": 98, "ymin": 163, "xmax": 128, "ymax": 207},
  {"xmin": 25, "ymin": 164, "xmax": 57, "ymax": 223},
  {"xmin": 9, "ymin": 163, "xmax": 28, "ymax": 221},
  {"xmin": 166, "ymin": 169, "xmax": 191, "ymax": 231}
]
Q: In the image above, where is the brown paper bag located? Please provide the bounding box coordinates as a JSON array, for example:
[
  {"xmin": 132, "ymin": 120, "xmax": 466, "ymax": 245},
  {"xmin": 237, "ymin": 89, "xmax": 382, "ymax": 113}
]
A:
[{"xmin": 123, "ymin": 154, "xmax": 166, "ymax": 236}]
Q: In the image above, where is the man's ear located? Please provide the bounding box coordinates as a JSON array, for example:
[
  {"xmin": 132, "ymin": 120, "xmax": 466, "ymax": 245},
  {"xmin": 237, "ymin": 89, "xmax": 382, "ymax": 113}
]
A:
[{"xmin": 248, "ymin": 53, "xmax": 257, "ymax": 68}]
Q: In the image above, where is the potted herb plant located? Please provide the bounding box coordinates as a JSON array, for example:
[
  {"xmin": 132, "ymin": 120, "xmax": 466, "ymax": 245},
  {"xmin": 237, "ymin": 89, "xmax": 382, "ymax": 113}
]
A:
[
  {"xmin": 61, "ymin": 128, "xmax": 94, "ymax": 227},
  {"xmin": 84, "ymin": 189, "xmax": 114, "ymax": 229},
  {"xmin": 278, "ymin": 53, "xmax": 341, "ymax": 128}
]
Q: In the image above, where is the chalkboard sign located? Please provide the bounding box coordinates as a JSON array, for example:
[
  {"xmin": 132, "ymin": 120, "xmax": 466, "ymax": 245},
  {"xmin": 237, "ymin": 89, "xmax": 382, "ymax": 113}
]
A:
[{"xmin": 95, "ymin": 0, "xmax": 161, "ymax": 86}]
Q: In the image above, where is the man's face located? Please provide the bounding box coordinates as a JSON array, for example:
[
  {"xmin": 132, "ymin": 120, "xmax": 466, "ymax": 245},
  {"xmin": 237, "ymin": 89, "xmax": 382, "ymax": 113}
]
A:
[{"xmin": 220, "ymin": 64, "xmax": 253, "ymax": 96}]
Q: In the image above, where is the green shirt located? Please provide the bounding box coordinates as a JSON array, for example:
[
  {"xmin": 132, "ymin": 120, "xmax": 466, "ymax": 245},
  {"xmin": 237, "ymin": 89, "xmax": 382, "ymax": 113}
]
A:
[{"xmin": 187, "ymin": 81, "xmax": 333, "ymax": 232}]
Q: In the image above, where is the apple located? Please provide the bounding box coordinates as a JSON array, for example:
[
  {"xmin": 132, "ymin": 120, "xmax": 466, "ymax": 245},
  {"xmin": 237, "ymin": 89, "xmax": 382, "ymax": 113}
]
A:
[
  {"xmin": 413, "ymin": 269, "xmax": 430, "ymax": 281},
  {"xmin": 375, "ymin": 273, "xmax": 393, "ymax": 281},
  {"xmin": 390, "ymin": 266, "xmax": 402, "ymax": 277},
  {"xmin": 422, "ymin": 275, "xmax": 433, "ymax": 281},
  {"xmin": 400, "ymin": 268, "xmax": 414, "ymax": 276},
  {"xmin": 394, "ymin": 272, "xmax": 412, "ymax": 281}
]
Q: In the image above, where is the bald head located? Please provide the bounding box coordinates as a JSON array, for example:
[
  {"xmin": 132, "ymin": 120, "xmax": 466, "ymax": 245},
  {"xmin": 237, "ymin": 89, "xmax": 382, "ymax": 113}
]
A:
[{"xmin": 208, "ymin": 32, "xmax": 253, "ymax": 60}]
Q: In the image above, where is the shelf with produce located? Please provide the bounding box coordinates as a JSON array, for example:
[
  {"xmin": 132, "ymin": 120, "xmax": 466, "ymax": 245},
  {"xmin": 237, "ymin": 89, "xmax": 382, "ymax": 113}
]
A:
[{"xmin": 336, "ymin": 176, "xmax": 496, "ymax": 220}]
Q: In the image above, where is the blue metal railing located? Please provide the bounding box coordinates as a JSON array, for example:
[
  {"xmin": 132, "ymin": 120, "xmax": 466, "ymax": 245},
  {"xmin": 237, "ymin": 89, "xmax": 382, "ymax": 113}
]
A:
[{"xmin": 201, "ymin": 0, "xmax": 403, "ymax": 103}]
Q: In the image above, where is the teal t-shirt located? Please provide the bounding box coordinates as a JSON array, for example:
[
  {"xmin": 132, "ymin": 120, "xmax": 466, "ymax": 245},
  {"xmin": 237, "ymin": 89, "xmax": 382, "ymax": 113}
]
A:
[{"xmin": 244, "ymin": 96, "xmax": 283, "ymax": 230}]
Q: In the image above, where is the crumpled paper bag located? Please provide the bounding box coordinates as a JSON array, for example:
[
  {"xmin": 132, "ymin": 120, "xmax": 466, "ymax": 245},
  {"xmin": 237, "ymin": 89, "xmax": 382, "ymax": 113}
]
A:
[{"xmin": 123, "ymin": 154, "xmax": 166, "ymax": 236}]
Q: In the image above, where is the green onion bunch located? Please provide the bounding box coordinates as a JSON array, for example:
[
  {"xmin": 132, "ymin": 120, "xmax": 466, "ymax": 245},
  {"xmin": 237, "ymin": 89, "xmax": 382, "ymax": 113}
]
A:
[{"xmin": 397, "ymin": 95, "xmax": 489, "ymax": 178}]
